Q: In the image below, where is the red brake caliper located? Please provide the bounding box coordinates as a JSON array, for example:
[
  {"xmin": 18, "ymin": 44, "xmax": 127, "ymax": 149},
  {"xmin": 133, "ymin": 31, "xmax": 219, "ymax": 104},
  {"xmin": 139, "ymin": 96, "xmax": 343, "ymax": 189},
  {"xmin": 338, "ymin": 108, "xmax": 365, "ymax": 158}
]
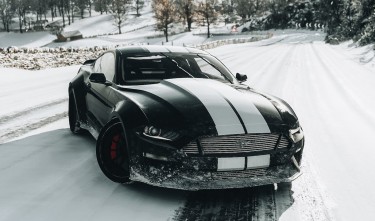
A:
[{"xmin": 110, "ymin": 134, "xmax": 121, "ymax": 160}]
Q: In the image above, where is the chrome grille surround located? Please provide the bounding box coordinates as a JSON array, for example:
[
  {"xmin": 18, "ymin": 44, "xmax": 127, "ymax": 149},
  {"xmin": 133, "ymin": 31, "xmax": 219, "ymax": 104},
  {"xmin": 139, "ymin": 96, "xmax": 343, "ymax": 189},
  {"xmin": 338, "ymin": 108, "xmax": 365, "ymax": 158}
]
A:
[
  {"xmin": 212, "ymin": 168, "xmax": 267, "ymax": 180},
  {"xmin": 201, "ymin": 133, "xmax": 280, "ymax": 154},
  {"xmin": 182, "ymin": 134, "xmax": 291, "ymax": 155}
]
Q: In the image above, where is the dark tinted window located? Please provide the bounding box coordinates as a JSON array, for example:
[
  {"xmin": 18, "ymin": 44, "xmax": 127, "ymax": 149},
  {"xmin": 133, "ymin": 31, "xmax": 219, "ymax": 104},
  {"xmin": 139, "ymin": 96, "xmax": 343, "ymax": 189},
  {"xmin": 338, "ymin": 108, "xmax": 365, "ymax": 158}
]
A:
[{"xmin": 120, "ymin": 53, "xmax": 234, "ymax": 84}]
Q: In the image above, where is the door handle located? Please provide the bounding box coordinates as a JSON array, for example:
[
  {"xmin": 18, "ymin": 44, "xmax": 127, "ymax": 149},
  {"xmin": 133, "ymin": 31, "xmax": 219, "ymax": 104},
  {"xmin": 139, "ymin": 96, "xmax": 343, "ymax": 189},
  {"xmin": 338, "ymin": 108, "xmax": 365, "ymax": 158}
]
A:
[{"xmin": 86, "ymin": 82, "xmax": 91, "ymax": 89}]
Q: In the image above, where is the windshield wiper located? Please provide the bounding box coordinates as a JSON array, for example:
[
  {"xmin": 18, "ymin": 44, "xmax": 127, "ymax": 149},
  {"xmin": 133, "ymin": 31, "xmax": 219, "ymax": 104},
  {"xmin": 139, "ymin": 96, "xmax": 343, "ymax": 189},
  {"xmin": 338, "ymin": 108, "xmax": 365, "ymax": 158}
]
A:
[
  {"xmin": 161, "ymin": 53, "xmax": 194, "ymax": 78},
  {"xmin": 197, "ymin": 55, "xmax": 233, "ymax": 83}
]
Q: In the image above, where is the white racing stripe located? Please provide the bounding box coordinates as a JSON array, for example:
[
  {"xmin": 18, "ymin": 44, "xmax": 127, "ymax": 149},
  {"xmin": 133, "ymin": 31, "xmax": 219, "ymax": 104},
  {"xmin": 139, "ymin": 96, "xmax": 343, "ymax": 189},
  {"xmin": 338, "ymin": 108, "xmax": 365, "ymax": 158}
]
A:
[
  {"xmin": 202, "ymin": 79, "xmax": 271, "ymax": 133},
  {"xmin": 166, "ymin": 78, "xmax": 245, "ymax": 135},
  {"xmin": 166, "ymin": 78, "xmax": 271, "ymax": 134}
]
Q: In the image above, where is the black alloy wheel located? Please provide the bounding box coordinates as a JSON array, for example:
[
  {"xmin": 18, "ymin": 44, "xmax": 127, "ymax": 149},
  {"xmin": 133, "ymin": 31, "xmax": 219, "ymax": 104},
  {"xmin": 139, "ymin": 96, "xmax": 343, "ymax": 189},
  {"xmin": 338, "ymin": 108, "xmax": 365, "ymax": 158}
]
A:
[{"xmin": 96, "ymin": 122, "xmax": 131, "ymax": 183}]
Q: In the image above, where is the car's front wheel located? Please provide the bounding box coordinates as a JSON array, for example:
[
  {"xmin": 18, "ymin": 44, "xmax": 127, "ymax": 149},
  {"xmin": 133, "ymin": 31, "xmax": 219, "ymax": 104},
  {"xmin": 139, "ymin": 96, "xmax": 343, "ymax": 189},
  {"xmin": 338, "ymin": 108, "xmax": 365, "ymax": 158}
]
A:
[{"xmin": 96, "ymin": 121, "xmax": 131, "ymax": 183}]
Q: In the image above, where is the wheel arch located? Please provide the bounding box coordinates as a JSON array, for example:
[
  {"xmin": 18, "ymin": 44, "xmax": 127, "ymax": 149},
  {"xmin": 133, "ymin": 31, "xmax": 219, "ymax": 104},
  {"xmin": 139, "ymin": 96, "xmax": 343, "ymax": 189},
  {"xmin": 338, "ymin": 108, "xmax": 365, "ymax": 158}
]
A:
[{"xmin": 69, "ymin": 72, "xmax": 88, "ymax": 123}]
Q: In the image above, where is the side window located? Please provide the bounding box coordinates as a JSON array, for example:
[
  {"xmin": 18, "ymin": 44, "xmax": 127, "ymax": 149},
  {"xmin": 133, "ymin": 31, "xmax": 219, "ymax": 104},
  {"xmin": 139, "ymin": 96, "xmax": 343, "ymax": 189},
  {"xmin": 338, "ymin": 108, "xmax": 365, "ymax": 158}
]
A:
[
  {"xmin": 100, "ymin": 53, "xmax": 116, "ymax": 82},
  {"xmin": 94, "ymin": 57, "xmax": 102, "ymax": 73}
]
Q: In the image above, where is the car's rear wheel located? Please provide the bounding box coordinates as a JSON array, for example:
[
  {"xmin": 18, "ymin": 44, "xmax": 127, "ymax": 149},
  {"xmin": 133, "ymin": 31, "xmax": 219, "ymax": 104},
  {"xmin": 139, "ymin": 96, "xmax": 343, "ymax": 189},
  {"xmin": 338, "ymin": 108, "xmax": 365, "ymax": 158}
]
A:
[
  {"xmin": 96, "ymin": 121, "xmax": 131, "ymax": 183},
  {"xmin": 68, "ymin": 93, "xmax": 84, "ymax": 134}
]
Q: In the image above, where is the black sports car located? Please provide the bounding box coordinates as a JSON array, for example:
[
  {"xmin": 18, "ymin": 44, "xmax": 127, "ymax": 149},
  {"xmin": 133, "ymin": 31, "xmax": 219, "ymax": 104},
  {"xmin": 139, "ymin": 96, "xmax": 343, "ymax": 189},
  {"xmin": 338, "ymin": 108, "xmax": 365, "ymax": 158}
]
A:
[{"xmin": 68, "ymin": 45, "xmax": 304, "ymax": 190}]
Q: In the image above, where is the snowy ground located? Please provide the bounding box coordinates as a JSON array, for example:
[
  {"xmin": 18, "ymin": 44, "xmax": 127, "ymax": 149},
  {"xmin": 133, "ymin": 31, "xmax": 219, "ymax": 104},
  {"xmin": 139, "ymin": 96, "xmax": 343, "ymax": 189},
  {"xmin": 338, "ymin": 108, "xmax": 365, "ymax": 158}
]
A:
[{"xmin": 1, "ymin": 31, "xmax": 375, "ymax": 221}]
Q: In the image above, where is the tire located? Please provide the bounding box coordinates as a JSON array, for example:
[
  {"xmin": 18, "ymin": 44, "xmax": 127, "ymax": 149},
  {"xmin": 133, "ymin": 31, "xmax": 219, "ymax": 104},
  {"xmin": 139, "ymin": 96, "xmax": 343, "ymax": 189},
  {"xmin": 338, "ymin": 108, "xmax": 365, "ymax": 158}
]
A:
[
  {"xmin": 68, "ymin": 92, "xmax": 84, "ymax": 134},
  {"xmin": 96, "ymin": 121, "xmax": 131, "ymax": 183}
]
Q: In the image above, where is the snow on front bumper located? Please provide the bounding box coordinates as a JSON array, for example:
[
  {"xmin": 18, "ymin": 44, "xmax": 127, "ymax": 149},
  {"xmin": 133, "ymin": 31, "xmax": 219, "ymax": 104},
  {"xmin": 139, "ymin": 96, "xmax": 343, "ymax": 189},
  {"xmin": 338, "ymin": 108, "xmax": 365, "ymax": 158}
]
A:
[
  {"xmin": 130, "ymin": 161, "xmax": 301, "ymax": 190},
  {"xmin": 132, "ymin": 132, "xmax": 304, "ymax": 190}
]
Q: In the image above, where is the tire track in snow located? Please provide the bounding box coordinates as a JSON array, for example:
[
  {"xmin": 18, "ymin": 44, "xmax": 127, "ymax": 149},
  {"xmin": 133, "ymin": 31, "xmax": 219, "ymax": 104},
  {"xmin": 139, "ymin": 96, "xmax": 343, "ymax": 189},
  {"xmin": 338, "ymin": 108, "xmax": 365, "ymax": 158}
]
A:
[
  {"xmin": 0, "ymin": 98, "xmax": 67, "ymax": 124},
  {"xmin": 309, "ymin": 43, "xmax": 375, "ymax": 125},
  {"xmin": 0, "ymin": 99, "xmax": 69, "ymax": 144},
  {"xmin": 0, "ymin": 112, "xmax": 67, "ymax": 144},
  {"xmin": 173, "ymin": 185, "xmax": 291, "ymax": 221}
]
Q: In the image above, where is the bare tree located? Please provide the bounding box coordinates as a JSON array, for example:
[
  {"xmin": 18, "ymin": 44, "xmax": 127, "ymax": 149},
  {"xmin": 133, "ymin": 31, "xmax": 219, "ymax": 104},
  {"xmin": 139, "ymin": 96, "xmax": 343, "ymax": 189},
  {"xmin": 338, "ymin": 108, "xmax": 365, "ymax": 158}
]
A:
[
  {"xmin": 0, "ymin": 0, "xmax": 13, "ymax": 32},
  {"xmin": 88, "ymin": 0, "xmax": 92, "ymax": 16},
  {"xmin": 152, "ymin": 0, "xmax": 176, "ymax": 42},
  {"xmin": 75, "ymin": 0, "xmax": 87, "ymax": 18},
  {"xmin": 15, "ymin": 0, "xmax": 27, "ymax": 33},
  {"xmin": 196, "ymin": 0, "xmax": 218, "ymax": 38},
  {"xmin": 175, "ymin": 0, "xmax": 194, "ymax": 31},
  {"xmin": 132, "ymin": 0, "xmax": 144, "ymax": 16},
  {"xmin": 109, "ymin": 0, "xmax": 129, "ymax": 34}
]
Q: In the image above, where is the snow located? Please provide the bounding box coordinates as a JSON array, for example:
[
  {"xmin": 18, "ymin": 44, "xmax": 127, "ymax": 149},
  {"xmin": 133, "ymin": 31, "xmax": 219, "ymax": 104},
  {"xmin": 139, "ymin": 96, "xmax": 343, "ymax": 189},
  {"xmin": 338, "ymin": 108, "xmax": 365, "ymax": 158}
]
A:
[
  {"xmin": 0, "ymin": 66, "xmax": 79, "ymax": 143},
  {"xmin": 210, "ymin": 32, "xmax": 375, "ymax": 220},
  {"xmin": 0, "ymin": 32, "xmax": 55, "ymax": 48}
]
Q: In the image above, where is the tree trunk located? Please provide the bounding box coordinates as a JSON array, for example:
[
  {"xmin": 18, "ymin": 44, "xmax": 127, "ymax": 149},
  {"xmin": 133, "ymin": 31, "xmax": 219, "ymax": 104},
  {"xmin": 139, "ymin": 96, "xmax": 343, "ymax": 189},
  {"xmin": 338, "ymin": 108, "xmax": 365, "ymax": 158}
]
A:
[
  {"xmin": 23, "ymin": 11, "xmax": 27, "ymax": 27},
  {"xmin": 61, "ymin": 6, "xmax": 65, "ymax": 27},
  {"xmin": 71, "ymin": 6, "xmax": 74, "ymax": 23},
  {"xmin": 165, "ymin": 25, "xmax": 168, "ymax": 42},
  {"xmin": 51, "ymin": 6, "xmax": 54, "ymax": 21},
  {"xmin": 18, "ymin": 13, "xmax": 23, "ymax": 33},
  {"xmin": 187, "ymin": 17, "xmax": 192, "ymax": 31},
  {"xmin": 89, "ymin": 1, "xmax": 92, "ymax": 17},
  {"xmin": 207, "ymin": 18, "xmax": 210, "ymax": 38},
  {"xmin": 118, "ymin": 23, "xmax": 122, "ymax": 34},
  {"xmin": 185, "ymin": 5, "xmax": 192, "ymax": 31},
  {"xmin": 67, "ymin": 9, "xmax": 71, "ymax": 25}
]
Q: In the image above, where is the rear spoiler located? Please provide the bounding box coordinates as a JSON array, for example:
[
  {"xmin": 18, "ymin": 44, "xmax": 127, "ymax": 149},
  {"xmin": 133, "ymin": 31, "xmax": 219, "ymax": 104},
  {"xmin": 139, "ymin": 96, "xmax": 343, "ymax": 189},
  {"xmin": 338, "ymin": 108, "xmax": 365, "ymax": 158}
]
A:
[{"xmin": 83, "ymin": 59, "xmax": 95, "ymax": 65}]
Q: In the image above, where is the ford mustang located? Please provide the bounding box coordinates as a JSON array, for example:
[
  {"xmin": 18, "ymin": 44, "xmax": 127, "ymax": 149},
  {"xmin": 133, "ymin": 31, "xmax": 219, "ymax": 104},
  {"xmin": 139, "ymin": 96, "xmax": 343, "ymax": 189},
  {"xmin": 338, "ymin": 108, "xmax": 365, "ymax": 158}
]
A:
[{"xmin": 68, "ymin": 45, "xmax": 304, "ymax": 190}]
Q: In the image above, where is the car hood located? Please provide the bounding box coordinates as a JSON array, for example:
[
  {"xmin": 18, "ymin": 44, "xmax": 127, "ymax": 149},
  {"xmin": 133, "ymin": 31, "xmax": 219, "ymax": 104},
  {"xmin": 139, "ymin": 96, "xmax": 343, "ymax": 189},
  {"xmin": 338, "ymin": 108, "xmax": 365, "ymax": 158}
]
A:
[{"xmin": 118, "ymin": 78, "xmax": 298, "ymax": 137}]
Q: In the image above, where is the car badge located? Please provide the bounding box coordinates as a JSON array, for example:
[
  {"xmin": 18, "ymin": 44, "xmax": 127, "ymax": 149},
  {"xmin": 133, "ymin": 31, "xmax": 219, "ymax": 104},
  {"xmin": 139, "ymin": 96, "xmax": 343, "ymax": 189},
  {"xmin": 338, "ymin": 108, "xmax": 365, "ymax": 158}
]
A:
[{"xmin": 236, "ymin": 139, "xmax": 255, "ymax": 148}]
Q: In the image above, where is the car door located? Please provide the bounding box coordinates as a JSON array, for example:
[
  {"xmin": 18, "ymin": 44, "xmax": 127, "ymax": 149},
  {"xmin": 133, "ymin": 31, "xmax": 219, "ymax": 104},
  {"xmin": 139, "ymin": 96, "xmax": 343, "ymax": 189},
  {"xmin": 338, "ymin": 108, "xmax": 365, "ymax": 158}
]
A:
[{"xmin": 86, "ymin": 52, "xmax": 116, "ymax": 129}]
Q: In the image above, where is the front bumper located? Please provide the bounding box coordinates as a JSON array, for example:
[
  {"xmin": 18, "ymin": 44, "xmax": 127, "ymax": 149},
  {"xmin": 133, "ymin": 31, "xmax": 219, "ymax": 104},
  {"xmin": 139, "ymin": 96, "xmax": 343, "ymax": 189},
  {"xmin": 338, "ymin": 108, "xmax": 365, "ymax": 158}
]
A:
[
  {"xmin": 130, "ymin": 133, "xmax": 304, "ymax": 190},
  {"xmin": 130, "ymin": 162, "xmax": 301, "ymax": 190}
]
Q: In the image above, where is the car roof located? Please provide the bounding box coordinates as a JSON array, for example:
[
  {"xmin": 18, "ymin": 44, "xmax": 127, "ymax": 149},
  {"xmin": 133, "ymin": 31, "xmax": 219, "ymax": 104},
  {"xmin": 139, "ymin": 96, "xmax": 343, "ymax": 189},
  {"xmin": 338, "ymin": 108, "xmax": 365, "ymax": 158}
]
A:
[{"xmin": 115, "ymin": 45, "xmax": 208, "ymax": 55}]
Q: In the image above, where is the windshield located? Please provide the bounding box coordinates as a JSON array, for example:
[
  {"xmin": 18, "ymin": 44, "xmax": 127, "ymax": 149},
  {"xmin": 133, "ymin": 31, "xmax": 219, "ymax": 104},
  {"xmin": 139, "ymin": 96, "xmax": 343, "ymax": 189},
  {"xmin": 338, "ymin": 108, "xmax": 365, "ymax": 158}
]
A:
[{"xmin": 120, "ymin": 53, "xmax": 235, "ymax": 84}]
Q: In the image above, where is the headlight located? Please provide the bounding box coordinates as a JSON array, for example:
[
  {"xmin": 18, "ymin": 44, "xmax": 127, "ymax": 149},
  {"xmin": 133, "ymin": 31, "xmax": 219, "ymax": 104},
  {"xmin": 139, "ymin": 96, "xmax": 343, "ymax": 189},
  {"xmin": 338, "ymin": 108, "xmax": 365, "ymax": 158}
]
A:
[
  {"xmin": 289, "ymin": 127, "xmax": 304, "ymax": 143},
  {"xmin": 143, "ymin": 126, "xmax": 180, "ymax": 141}
]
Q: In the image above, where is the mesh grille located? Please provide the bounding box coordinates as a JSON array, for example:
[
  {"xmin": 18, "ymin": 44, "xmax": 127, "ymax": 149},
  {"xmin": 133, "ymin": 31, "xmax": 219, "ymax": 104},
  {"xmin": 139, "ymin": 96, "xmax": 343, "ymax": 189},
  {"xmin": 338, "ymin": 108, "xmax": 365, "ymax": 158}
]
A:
[
  {"xmin": 278, "ymin": 136, "xmax": 290, "ymax": 148},
  {"xmin": 212, "ymin": 168, "xmax": 267, "ymax": 180},
  {"xmin": 182, "ymin": 141, "xmax": 199, "ymax": 154},
  {"xmin": 201, "ymin": 134, "xmax": 280, "ymax": 154}
]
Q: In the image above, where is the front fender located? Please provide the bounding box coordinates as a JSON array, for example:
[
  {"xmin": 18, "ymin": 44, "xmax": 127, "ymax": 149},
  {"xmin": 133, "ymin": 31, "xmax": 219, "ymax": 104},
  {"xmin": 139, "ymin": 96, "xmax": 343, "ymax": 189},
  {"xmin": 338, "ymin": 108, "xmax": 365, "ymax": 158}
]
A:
[{"xmin": 110, "ymin": 100, "xmax": 149, "ymax": 131}]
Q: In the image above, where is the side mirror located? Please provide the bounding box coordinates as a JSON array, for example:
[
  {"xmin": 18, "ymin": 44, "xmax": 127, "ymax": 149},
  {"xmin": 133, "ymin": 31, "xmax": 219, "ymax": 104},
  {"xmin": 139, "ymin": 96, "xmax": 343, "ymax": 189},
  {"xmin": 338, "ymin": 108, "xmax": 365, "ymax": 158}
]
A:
[
  {"xmin": 89, "ymin": 73, "xmax": 106, "ymax": 84},
  {"xmin": 236, "ymin": 73, "xmax": 247, "ymax": 82}
]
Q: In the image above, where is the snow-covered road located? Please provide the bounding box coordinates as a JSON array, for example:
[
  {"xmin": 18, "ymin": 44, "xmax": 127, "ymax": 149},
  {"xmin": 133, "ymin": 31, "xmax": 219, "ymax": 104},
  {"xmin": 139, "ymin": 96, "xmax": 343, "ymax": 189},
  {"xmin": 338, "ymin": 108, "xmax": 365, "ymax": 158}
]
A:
[
  {"xmin": 211, "ymin": 32, "xmax": 375, "ymax": 220},
  {"xmin": 1, "ymin": 31, "xmax": 375, "ymax": 221}
]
